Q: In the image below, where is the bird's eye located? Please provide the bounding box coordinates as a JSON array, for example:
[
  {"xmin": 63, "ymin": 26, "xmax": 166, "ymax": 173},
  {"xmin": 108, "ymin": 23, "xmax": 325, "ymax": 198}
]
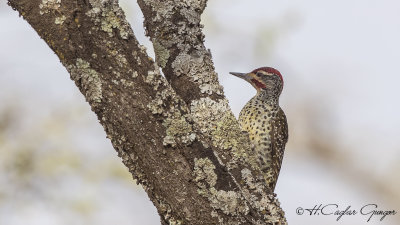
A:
[{"xmin": 256, "ymin": 72, "xmax": 263, "ymax": 77}]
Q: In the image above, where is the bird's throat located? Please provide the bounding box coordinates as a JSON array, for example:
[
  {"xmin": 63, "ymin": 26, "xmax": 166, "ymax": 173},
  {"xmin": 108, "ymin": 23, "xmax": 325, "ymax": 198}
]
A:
[{"xmin": 256, "ymin": 90, "xmax": 280, "ymax": 105}]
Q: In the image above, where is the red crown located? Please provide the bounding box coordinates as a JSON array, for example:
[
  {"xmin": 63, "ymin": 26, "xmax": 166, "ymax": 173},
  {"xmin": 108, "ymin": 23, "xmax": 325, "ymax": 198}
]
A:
[{"xmin": 251, "ymin": 67, "xmax": 283, "ymax": 84}]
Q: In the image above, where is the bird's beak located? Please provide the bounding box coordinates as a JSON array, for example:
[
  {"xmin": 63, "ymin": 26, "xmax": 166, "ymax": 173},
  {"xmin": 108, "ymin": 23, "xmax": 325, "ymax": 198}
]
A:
[{"xmin": 229, "ymin": 72, "xmax": 251, "ymax": 81}]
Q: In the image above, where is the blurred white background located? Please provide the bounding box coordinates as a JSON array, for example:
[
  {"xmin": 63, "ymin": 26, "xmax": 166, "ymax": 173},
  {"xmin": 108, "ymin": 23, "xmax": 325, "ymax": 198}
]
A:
[{"xmin": 1, "ymin": 0, "xmax": 399, "ymax": 224}]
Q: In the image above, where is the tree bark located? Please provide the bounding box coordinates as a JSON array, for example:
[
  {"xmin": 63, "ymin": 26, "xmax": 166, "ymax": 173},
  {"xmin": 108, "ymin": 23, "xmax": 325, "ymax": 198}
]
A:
[{"xmin": 7, "ymin": 0, "xmax": 287, "ymax": 224}]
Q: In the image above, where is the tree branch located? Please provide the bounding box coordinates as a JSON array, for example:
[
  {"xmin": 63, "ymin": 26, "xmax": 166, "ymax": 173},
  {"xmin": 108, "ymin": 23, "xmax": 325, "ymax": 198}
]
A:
[{"xmin": 7, "ymin": 0, "xmax": 287, "ymax": 224}]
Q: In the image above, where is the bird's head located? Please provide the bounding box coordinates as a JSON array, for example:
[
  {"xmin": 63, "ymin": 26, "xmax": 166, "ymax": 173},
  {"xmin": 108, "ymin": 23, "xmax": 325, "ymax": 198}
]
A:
[{"xmin": 230, "ymin": 67, "xmax": 284, "ymax": 96}]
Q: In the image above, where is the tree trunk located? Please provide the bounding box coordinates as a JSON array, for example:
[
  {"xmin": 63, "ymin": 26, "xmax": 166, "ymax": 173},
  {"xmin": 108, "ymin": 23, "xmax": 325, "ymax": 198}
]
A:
[{"xmin": 7, "ymin": 0, "xmax": 287, "ymax": 224}]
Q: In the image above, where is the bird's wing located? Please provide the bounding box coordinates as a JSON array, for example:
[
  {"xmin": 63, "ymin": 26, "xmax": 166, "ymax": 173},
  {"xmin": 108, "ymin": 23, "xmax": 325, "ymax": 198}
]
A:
[{"xmin": 270, "ymin": 108, "xmax": 288, "ymax": 191}]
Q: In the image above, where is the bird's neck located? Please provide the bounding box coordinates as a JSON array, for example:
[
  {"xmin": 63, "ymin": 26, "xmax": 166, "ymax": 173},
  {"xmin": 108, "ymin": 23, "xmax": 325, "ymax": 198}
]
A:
[{"xmin": 255, "ymin": 90, "xmax": 280, "ymax": 106}]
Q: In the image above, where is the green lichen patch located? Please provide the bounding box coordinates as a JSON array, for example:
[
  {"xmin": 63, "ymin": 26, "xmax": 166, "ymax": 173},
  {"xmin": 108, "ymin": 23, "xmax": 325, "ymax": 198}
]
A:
[
  {"xmin": 144, "ymin": 63, "xmax": 196, "ymax": 147},
  {"xmin": 258, "ymin": 195, "xmax": 286, "ymax": 223},
  {"xmin": 157, "ymin": 199, "xmax": 183, "ymax": 225},
  {"xmin": 190, "ymin": 97, "xmax": 229, "ymax": 134},
  {"xmin": 143, "ymin": 65, "xmax": 166, "ymax": 91},
  {"xmin": 194, "ymin": 157, "xmax": 217, "ymax": 187},
  {"xmin": 86, "ymin": 0, "xmax": 133, "ymax": 39},
  {"xmin": 193, "ymin": 157, "xmax": 249, "ymax": 216},
  {"xmin": 172, "ymin": 52, "xmax": 223, "ymax": 95},
  {"xmin": 241, "ymin": 168, "xmax": 261, "ymax": 191},
  {"xmin": 153, "ymin": 40, "xmax": 170, "ymax": 68},
  {"xmin": 241, "ymin": 169, "xmax": 286, "ymax": 223},
  {"xmin": 141, "ymin": 0, "xmax": 222, "ymax": 96},
  {"xmin": 212, "ymin": 113, "xmax": 241, "ymax": 150},
  {"xmin": 142, "ymin": 0, "xmax": 174, "ymax": 22},
  {"xmin": 210, "ymin": 189, "xmax": 245, "ymax": 216},
  {"xmin": 144, "ymin": 65, "xmax": 175, "ymax": 109},
  {"xmin": 163, "ymin": 117, "xmax": 196, "ymax": 147},
  {"xmin": 109, "ymin": 49, "xmax": 128, "ymax": 69},
  {"xmin": 142, "ymin": 0, "xmax": 204, "ymax": 46},
  {"xmin": 67, "ymin": 58, "xmax": 102, "ymax": 103},
  {"xmin": 55, "ymin": 15, "xmax": 66, "ymax": 25},
  {"xmin": 39, "ymin": 0, "xmax": 61, "ymax": 15},
  {"xmin": 190, "ymin": 97, "xmax": 259, "ymax": 170}
]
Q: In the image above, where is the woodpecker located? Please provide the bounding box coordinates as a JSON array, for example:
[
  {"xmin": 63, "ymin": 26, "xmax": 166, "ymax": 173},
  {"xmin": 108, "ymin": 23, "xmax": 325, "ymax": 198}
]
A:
[{"xmin": 230, "ymin": 67, "xmax": 288, "ymax": 191}]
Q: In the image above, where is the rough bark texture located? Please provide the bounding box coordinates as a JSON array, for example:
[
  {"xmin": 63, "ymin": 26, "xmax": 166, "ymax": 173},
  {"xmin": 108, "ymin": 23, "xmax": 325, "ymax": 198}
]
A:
[{"xmin": 7, "ymin": 0, "xmax": 287, "ymax": 224}]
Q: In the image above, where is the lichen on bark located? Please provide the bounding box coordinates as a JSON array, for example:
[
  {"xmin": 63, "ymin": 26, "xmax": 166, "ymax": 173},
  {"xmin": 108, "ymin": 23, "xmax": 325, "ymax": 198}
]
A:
[
  {"xmin": 86, "ymin": 0, "xmax": 133, "ymax": 39},
  {"xmin": 171, "ymin": 52, "xmax": 223, "ymax": 95},
  {"xmin": 8, "ymin": 0, "xmax": 288, "ymax": 223},
  {"xmin": 39, "ymin": 0, "xmax": 60, "ymax": 15},
  {"xmin": 67, "ymin": 58, "xmax": 103, "ymax": 104},
  {"xmin": 194, "ymin": 157, "xmax": 249, "ymax": 217},
  {"xmin": 153, "ymin": 40, "xmax": 170, "ymax": 68}
]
